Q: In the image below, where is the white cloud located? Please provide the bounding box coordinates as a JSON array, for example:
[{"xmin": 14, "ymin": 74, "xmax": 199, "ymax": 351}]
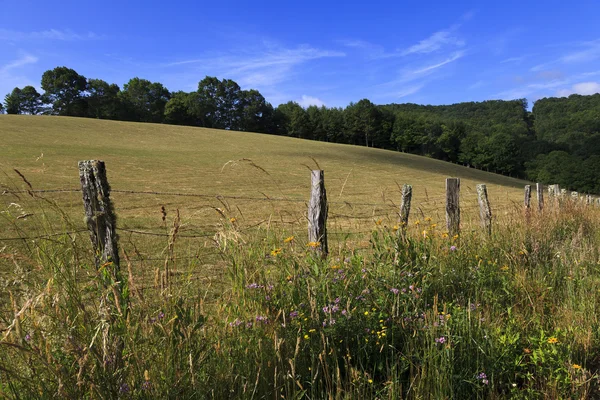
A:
[
  {"xmin": 396, "ymin": 85, "xmax": 423, "ymax": 98},
  {"xmin": 0, "ymin": 28, "xmax": 103, "ymax": 41},
  {"xmin": 556, "ymin": 81, "xmax": 600, "ymax": 97},
  {"xmin": 164, "ymin": 44, "xmax": 345, "ymax": 91},
  {"xmin": 399, "ymin": 51, "xmax": 465, "ymax": 82},
  {"xmin": 401, "ymin": 28, "xmax": 464, "ymax": 56},
  {"xmin": 298, "ymin": 95, "xmax": 326, "ymax": 108},
  {"xmin": 0, "ymin": 53, "xmax": 38, "ymax": 73}
]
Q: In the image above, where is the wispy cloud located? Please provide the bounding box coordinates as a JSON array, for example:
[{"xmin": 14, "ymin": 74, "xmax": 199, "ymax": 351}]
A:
[
  {"xmin": 0, "ymin": 53, "xmax": 38, "ymax": 73},
  {"xmin": 400, "ymin": 27, "xmax": 465, "ymax": 56},
  {"xmin": 531, "ymin": 39, "xmax": 600, "ymax": 71},
  {"xmin": 0, "ymin": 29, "xmax": 104, "ymax": 41},
  {"xmin": 556, "ymin": 81, "xmax": 600, "ymax": 97},
  {"xmin": 398, "ymin": 51, "xmax": 466, "ymax": 83},
  {"xmin": 298, "ymin": 95, "xmax": 326, "ymax": 108},
  {"xmin": 164, "ymin": 44, "xmax": 345, "ymax": 89}
]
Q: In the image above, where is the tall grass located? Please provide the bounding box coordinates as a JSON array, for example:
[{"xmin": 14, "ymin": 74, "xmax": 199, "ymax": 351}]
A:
[{"xmin": 1, "ymin": 195, "xmax": 599, "ymax": 398}]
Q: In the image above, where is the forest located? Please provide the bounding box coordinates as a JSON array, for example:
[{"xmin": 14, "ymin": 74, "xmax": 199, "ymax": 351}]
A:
[{"xmin": 3, "ymin": 66, "xmax": 600, "ymax": 193}]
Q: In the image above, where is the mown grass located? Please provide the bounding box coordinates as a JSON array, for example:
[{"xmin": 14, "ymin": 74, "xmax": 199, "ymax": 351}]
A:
[{"xmin": 1, "ymin": 191, "xmax": 599, "ymax": 398}]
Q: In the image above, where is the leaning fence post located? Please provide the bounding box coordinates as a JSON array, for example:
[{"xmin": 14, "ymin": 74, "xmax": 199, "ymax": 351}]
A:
[
  {"xmin": 398, "ymin": 184, "xmax": 412, "ymax": 237},
  {"xmin": 536, "ymin": 183, "xmax": 544, "ymax": 211},
  {"xmin": 476, "ymin": 184, "xmax": 492, "ymax": 235},
  {"xmin": 446, "ymin": 178, "xmax": 460, "ymax": 236},
  {"xmin": 308, "ymin": 170, "xmax": 328, "ymax": 256},
  {"xmin": 78, "ymin": 160, "xmax": 125, "ymax": 369}
]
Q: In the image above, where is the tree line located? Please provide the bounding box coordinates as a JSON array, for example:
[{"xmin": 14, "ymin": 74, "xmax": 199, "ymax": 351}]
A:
[{"xmin": 2, "ymin": 66, "xmax": 600, "ymax": 193}]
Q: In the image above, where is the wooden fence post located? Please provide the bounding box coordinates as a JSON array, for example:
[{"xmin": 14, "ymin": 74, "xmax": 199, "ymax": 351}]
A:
[
  {"xmin": 308, "ymin": 170, "xmax": 328, "ymax": 256},
  {"xmin": 398, "ymin": 184, "xmax": 412, "ymax": 236},
  {"xmin": 476, "ymin": 184, "xmax": 492, "ymax": 235},
  {"xmin": 78, "ymin": 160, "xmax": 125, "ymax": 370},
  {"xmin": 536, "ymin": 183, "xmax": 544, "ymax": 211},
  {"xmin": 446, "ymin": 178, "xmax": 460, "ymax": 236},
  {"xmin": 524, "ymin": 185, "xmax": 531, "ymax": 210}
]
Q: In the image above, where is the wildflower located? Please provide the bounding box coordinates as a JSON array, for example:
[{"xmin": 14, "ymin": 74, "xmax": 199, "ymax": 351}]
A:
[
  {"xmin": 284, "ymin": 236, "xmax": 294, "ymax": 243},
  {"xmin": 390, "ymin": 288, "xmax": 399, "ymax": 295},
  {"xmin": 368, "ymin": 379, "xmax": 373, "ymax": 384},
  {"xmin": 441, "ymin": 232, "xmax": 449, "ymax": 238},
  {"xmin": 453, "ymin": 234, "xmax": 459, "ymax": 240},
  {"xmin": 322, "ymin": 306, "xmax": 330, "ymax": 313},
  {"xmin": 229, "ymin": 318, "xmax": 243, "ymax": 327},
  {"xmin": 158, "ymin": 311, "xmax": 165, "ymax": 320},
  {"xmin": 393, "ymin": 225, "xmax": 399, "ymax": 231},
  {"xmin": 246, "ymin": 283, "xmax": 262, "ymax": 289},
  {"xmin": 271, "ymin": 248, "xmax": 282, "ymax": 257},
  {"xmin": 500, "ymin": 265, "xmax": 509, "ymax": 271},
  {"xmin": 255, "ymin": 316, "xmax": 268, "ymax": 323},
  {"xmin": 482, "ymin": 379, "xmax": 489, "ymax": 385},
  {"xmin": 424, "ymin": 217, "xmax": 432, "ymax": 222},
  {"xmin": 414, "ymin": 220, "xmax": 420, "ymax": 226},
  {"xmin": 119, "ymin": 383, "xmax": 130, "ymax": 394},
  {"xmin": 375, "ymin": 219, "xmax": 382, "ymax": 225},
  {"xmin": 523, "ymin": 348, "xmax": 531, "ymax": 354},
  {"xmin": 435, "ymin": 336, "xmax": 446, "ymax": 344},
  {"xmin": 304, "ymin": 334, "xmax": 309, "ymax": 340},
  {"xmin": 572, "ymin": 363, "xmax": 582, "ymax": 370},
  {"xmin": 230, "ymin": 217, "xmax": 236, "ymax": 223},
  {"xmin": 307, "ymin": 241, "xmax": 320, "ymax": 248},
  {"xmin": 289, "ymin": 311, "xmax": 299, "ymax": 319},
  {"xmin": 330, "ymin": 264, "xmax": 340, "ymax": 269},
  {"xmin": 341, "ymin": 309, "xmax": 348, "ymax": 316},
  {"xmin": 24, "ymin": 334, "xmax": 31, "ymax": 342},
  {"xmin": 334, "ymin": 297, "xmax": 341, "ymax": 304},
  {"xmin": 309, "ymin": 329, "xmax": 316, "ymax": 333},
  {"xmin": 364, "ymin": 311, "xmax": 369, "ymax": 316},
  {"xmin": 547, "ymin": 337, "xmax": 559, "ymax": 344},
  {"xmin": 450, "ymin": 245, "xmax": 457, "ymax": 251},
  {"xmin": 430, "ymin": 223, "xmax": 437, "ymax": 228}
]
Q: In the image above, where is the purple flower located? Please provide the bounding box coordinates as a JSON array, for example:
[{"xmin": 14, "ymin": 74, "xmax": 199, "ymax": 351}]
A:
[
  {"xmin": 158, "ymin": 312, "xmax": 165, "ymax": 320},
  {"xmin": 24, "ymin": 334, "xmax": 32, "ymax": 342},
  {"xmin": 334, "ymin": 297, "xmax": 341, "ymax": 304},
  {"xmin": 142, "ymin": 380, "xmax": 152, "ymax": 391},
  {"xmin": 246, "ymin": 283, "xmax": 259, "ymax": 289},
  {"xmin": 255, "ymin": 315, "xmax": 268, "ymax": 323},
  {"xmin": 229, "ymin": 318, "xmax": 243, "ymax": 327},
  {"xmin": 390, "ymin": 288, "xmax": 400, "ymax": 295},
  {"xmin": 331, "ymin": 305, "xmax": 340, "ymax": 313},
  {"xmin": 435, "ymin": 336, "xmax": 446, "ymax": 344},
  {"xmin": 322, "ymin": 306, "xmax": 330, "ymax": 313},
  {"xmin": 401, "ymin": 288, "xmax": 407, "ymax": 293},
  {"xmin": 477, "ymin": 372, "xmax": 487, "ymax": 380},
  {"xmin": 289, "ymin": 311, "xmax": 299, "ymax": 318},
  {"xmin": 246, "ymin": 322, "xmax": 253, "ymax": 328},
  {"xmin": 409, "ymin": 285, "xmax": 414, "ymax": 291},
  {"xmin": 265, "ymin": 295, "xmax": 271, "ymax": 301},
  {"xmin": 341, "ymin": 309, "xmax": 348, "ymax": 316},
  {"xmin": 450, "ymin": 245, "xmax": 457, "ymax": 251},
  {"xmin": 482, "ymin": 379, "xmax": 489, "ymax": 385},
  {"xmin": 120, "ymin": 383, "xmax": 130, "ymax": 394}
]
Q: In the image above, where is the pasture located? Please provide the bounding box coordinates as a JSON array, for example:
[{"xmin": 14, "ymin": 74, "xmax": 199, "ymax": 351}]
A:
[{"xmin": 2, "ymin": 115, "xmax": 598, "ymax": 399}]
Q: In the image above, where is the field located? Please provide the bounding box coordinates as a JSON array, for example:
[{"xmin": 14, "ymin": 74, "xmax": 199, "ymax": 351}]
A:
[{"xmin": 2, "ymin": 115, "xmax": 598, "ymax": 399}]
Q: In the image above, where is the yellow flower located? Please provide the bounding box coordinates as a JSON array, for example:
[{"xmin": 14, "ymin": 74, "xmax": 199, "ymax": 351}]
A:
[
  {"xmin": 309, "ymin": 329, "xmax": 316, "ymax": 333},
  {"xmin": 414, "ymin": 220, "xmax": 420, "ymax": 225},
  {"xmin": 441, "ymin": 232, "xmax": 449, "ymax": 238},
  {"xmin": 453, "ymin": 234, "xmax": 459, "ymax": 240},
  {"xmin": 547, "ymin": 337, "xmax": 559, "ymax": 344},
  {"xmin": 271, "ymin": 248, "xmax": 282, "ymax": 257},
  {"xmin": 424, "ymin": 217, "xmax": 432, "ymax": 222},
  {"xmin": 144, "ymin": 370, "xmax": 150, "ymax": 381},
  {"xmin": 500, "ymin": 265, "xmax": 509, "ymax": 271},
  {"xmin": 364, "ymin": 311, "xmax": 369, "ymax": 316},
  {"xmin": 392, "ymin": 225, "xmax": 399, "ymax": 231},
  {"xmin": 430, "ymin": 223, "xmax": 437, "ymax": 229},
  {"xmin": 307, "ymin": 241, "xmax": 320, "ymax": 248},
  {"xmin": 368, "ymin": 379, "xmax": 373, "ymax": 384},
  {"xmin": 572, "ymin": 363, "xmax": 582, "ymax": 370},
  {"xmin": 284, "ymin": 236, "xmax": 294, "ymax": 243},
  {"xmin": 304, "ymin": 334, "xmax": 309, "ymax": 340},
  {"xmin": 331, "ymin": 265, "xmax": 340, "ymax": 269},
  {"xmin": 375, "ymin": 219, "xmax": 383, "ymax": 225},
  {"xmin": 229, "ymin": 217, "xmax": 236, "ymax": 223}
]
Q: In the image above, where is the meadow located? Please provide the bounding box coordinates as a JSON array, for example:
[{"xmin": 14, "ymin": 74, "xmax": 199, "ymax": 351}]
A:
[{"xmin": 1, "ymin": 115, "xmax": 598, "ymax": 398}]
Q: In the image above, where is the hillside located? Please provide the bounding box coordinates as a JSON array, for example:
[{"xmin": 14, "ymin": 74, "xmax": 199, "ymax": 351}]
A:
[{"xmin": 0, "ymin": 115, "xmax": 530, "ymax": 238}]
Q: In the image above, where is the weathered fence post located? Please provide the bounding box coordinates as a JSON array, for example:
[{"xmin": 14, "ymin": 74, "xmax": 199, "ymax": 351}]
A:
[
  {"xmin": 78, "ymin": 160, "xmax": 125, "ymax": 370},
  {"xmin": 476, "ymin": 184, "xmax": 492, "ymax": 235},
  {"xmin": 308, "ymin": 170, "xmax": 328, "ymax": 256},
  {"xmin": 446, "ymin": 178, "xmax": 460, "ymax": 236},
  {"xmin": 398, "ymin": 184, "xmax": 412, "ymax": 237},
  {"xmin": 524, "ymin": 185, "xmax": 531, "ymax": 209},
  {"xmin": 536, "ymin": 183, "xmax": 544, "ymax": 211}
]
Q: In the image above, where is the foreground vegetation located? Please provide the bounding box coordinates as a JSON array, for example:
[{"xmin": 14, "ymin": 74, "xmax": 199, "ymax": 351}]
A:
[{"xmin": 1, "ymin": 191, "xmax": 599, "ymax": 398}]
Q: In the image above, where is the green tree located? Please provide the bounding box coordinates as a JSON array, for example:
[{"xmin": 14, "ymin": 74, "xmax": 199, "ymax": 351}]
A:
[
  {"xmin": 4, "ymin": 88, "xmax": 23, "ymax": 114},
  {"xmin": 239, "ymin": 89, "xmax": 274, "ymax": 133},
  {"xmin": 164, "ymin": 91, "xmax": 196, "ymax": 126},
  {"xmin": 344, "ymin": 99, "xmax": 382, "ymax": 147},
  {"xmin": 86, "ymin": 79, "xmax": 121, "ymax": 119},
  {"xmin": 41, "ymin": 66, "xmax": 88, "ymax": 116},
  {"xmin": 120, "ymin": 78, "xmax": 170, "ymax": 123},
  {"xmin": 0, "ymin": 102, "xmax": 4, "ymax": 114},
  {"xmin": 276, "ymin": 101, "xmax": 310, "ymax": 138},
  {"xmin": 20, "ymin": 86, "xmax": 44, "ymax": 114}
]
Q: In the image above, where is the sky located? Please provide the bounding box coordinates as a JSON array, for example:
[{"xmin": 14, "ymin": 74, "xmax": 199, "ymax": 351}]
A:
[{"xmin": 1, "ymin": 0, "xmax": 600, "ymax": 109}]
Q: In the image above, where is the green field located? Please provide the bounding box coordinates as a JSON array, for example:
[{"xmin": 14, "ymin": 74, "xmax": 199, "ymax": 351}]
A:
[
  {"xmin": 0, "ymin": 114, "xmax": 529, "ymax": 229},
  {"xmin": 2, "ymin": 115, "xmax": 600, "ymax": 398}
]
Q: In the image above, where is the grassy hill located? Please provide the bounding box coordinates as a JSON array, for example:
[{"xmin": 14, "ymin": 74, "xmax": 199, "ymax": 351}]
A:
[{"xmin": 0, "ymin": 115, "xmax": 532, "ymax": 253}]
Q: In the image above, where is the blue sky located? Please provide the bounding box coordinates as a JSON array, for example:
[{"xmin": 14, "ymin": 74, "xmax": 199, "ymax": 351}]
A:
[{"xmin": 1, "ymin": 0, "xmax": 600, "ymax": 109}]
